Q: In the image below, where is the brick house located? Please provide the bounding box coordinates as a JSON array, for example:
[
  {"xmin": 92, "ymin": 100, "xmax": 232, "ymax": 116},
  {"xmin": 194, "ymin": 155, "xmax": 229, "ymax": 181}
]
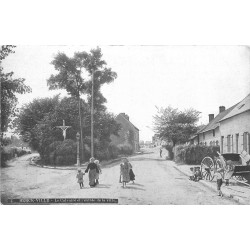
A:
[{"xmin": 110, "ymin": 113, "xmax": 140, "ymax": 152}]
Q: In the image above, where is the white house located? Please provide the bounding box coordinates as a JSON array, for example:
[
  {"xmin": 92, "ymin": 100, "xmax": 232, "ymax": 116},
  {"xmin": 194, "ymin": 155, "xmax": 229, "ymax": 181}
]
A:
[{"xmin": 219, "ymin": 94, "xmax": 250, "ymax": 154}]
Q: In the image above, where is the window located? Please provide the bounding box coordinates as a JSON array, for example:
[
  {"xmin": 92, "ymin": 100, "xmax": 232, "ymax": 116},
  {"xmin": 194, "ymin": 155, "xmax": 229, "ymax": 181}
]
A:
[
  {"xmin": 249, "ymin": 133, "xmax": 250, "ymax": 154},
  {"xmin": 236, "ymin": 134, "xmax": 239, "ymax": 153},
  {"xmin": 221, "ymin": 136, "xmax": 224, "ymax": 153},
  {"xmin": 243, "ymin": 132, "xmax": 248, "ymax": 151},
  {"xmin": 203, "ymin": 133, "xmax": 205, "ymax": 140},
  {"xmin": 213, "ymin": 129, "xmax": 215, "ymax": 137},
  {"xmin": 232, "ymin": 135, "xmax": 233, "ymax": 153},
  {"xmin": 227, "ymin": 135, "xmax": 231, "ymax": 152}
]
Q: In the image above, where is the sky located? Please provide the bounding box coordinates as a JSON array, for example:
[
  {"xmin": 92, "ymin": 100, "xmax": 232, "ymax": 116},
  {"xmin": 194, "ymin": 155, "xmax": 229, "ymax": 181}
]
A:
[{"xmin": 2, "ymin": 45, "xmax": 250, "ymax": 141}]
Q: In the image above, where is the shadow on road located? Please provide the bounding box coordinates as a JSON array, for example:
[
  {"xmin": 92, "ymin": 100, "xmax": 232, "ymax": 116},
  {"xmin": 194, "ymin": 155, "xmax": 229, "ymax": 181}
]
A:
[
  {"xmin": 94, "ymin": 184, "xmax": 111, "ymax": 189},
  {"xmin": 129, "ymin": 157, "xmax": 167, "ymax": 162},
  {"xmin": 139, "ymin": 151, "xmax": 154, "ymax": 155},
  {"xmin": 124, "ymin": 185, "xmax": 146, "ymax": 191},
  {"xmin": 131, "ymin": 183, "xmax": 144, "ymax": 187}
]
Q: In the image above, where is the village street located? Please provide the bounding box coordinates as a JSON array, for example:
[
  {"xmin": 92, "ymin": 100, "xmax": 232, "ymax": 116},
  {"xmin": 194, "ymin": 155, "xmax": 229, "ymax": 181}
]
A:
[{"xmin": 1, "ymin": 147, "xmax": 238, "ymax": 205}]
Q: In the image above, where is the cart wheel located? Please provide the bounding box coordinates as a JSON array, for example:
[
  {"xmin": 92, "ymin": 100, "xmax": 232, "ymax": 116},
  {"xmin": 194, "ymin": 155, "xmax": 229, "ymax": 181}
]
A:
[{"xmin": 201, "ymin": 157, "xmax": 215, "ymax": 181}]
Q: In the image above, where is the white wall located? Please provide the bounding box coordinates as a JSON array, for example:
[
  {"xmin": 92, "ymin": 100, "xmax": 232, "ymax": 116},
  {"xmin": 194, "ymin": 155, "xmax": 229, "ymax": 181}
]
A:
[
  {"xmin": 198, "ymin": 127, "xmax": 220, "ymax": 146},
  {"xmin": 219, "ymin": 111, "xmax": 250, "ymax": 153}
]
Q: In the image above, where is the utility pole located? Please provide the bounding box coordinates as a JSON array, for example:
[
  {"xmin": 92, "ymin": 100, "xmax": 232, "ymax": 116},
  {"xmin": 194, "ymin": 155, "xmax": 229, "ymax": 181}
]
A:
[
  {"xmin": 76, "ymin": 132, "xmax": 80, "ymax": 166},
  {"xmin": 91, "ymin": 71, "xmax": 94, "ymax": 157}
]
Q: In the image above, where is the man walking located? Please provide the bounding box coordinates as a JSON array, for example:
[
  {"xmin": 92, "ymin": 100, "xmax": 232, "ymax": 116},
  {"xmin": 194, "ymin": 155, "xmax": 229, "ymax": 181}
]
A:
[{"xmin": 160, "ymin": 147, "xmax": 162, "ymax": 158}]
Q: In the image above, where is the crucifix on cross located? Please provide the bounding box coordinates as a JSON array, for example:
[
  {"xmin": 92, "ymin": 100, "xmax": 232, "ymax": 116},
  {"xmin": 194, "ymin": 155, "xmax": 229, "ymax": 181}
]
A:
[{"xmin": 56, "ymin": 120, "xmax": 71, "ymax": 140}]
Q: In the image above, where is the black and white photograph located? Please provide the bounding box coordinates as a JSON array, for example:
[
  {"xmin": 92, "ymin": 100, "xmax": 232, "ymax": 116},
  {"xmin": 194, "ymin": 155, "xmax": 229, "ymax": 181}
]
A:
[
  {"xmin": 1, "ymin": 45, "xmax": 250, "ymax": 205},
  {"xmin": 2, "ymin": 1, "xmax": 250, "ymax": 250}
]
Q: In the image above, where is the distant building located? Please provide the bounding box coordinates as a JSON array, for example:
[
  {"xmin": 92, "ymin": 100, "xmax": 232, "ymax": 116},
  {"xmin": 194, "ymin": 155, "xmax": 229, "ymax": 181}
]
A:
[
  {"xmin": 145, "ymin": 141, "xmax": 152, "ymax": 147},
  {"xmin": 152, "ymin": 134, "xmax": 161, "ymax": 146},
  {"xmin": 110, "ymin": 113, "xmax": 140, "ymax": 152},
  {"xmin": 139, "ymin": 140, "xmax": 145, "ymax": 148}
]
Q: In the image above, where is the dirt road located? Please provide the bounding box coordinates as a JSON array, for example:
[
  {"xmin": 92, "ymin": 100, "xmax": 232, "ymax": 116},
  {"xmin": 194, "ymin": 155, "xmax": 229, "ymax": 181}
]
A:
[{"xmin": 1, "ymin": 148, "xmax": 237, "ymax": 204}]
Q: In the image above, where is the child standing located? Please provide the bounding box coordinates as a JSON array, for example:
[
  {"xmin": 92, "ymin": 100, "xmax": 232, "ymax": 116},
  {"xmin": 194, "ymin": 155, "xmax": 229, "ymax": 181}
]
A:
[
  {"xmin": 76, "ymin": 169, "xmax": 85, "ymax": 189},
  {"xmin": 224, "ymin": 160, "xmax": 234, "ymax": 186},
  {"xmin": 214, "ymin": 166, "xmax": 224, "ymax": 196},
  {"xmin": 129, "ymin": 164, "xmax": 135, "ymax": 184}
]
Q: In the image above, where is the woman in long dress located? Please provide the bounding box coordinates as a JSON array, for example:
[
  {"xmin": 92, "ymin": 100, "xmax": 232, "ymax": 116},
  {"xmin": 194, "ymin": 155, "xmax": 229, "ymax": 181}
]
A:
[
  {"xmin": 94, "ymin": 159, "xmax": 102, "ymax": 185},
  {"xmin": 85, "ymin": 157, "xmax": 98, "ymax": 187},
  {"xmin": 120, "ymin": 158, "xmax": 131, "ymax": 188}
]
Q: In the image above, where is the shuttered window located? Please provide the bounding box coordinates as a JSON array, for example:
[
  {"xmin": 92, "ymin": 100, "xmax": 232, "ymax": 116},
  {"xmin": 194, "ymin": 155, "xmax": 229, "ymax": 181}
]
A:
[
  {"xmin": 248, "ymin": 133, "xmax": 250, "ymax": 154},
  {"xmin": 236, "ymin": 134, "xmax": 239, "ymax": 153},
  {"xmin": 221, "ymin": 136, "xmax": 224, "ymax": 153},
  {"xmin": 227, "ymin": 135, "xmax": 231, "ymax": 153},
  {"xmin": 243, "ymin": 132, "xmax": 248, "ymax": 151},
  {"xmin": 231, "ymin": 135, "xmax": 233, "ymax": 153}
]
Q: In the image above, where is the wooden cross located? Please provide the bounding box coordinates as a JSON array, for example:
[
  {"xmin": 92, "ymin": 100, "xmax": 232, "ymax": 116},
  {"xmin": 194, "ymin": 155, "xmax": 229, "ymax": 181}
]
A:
[{"xmin": 56, "ymin": 120, "xmax": 71, "ymax": 140}]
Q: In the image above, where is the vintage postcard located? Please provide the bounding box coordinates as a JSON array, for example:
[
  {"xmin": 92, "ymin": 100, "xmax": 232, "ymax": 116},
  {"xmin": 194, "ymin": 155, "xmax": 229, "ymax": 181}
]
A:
[{"xmin": 1, "ymin": 45, "xmax": 250, "ymax": 205}]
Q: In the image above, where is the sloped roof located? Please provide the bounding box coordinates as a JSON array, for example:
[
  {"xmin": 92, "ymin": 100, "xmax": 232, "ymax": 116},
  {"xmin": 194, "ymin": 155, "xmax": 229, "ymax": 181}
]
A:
[
  {"xmin": 219, "ymin": 93, "xmax": 250, "ymax": 122},
  {"xmin": 196, "ymin": 125, "xmax": 206, "ymax": 134},
  {"xmin": 117, "ymin": 113, "xmax": 140, "ymax": 131},
  {"xmin": 198, "ymin": 104, "xmax": 238, "ymax": 134},
  {"xmin": 190, "ymin": 125, "xmax": 206, "ymax": 140},
  {"xmin": 190, "ymin": 134, "xmax": 198, "ymax": 140}
]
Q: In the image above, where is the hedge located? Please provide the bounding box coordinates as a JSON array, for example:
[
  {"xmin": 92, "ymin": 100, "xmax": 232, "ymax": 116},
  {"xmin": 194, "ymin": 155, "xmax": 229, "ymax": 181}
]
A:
[
  {"xmin": 43, "ymin": 140, "xmax": 122, "ymax": 165},
  {"xmin": 44, "ymin": 139, "xmax": 77, "ymax": 166},
  {"xmin": 175, "ymin": 144, "xmax": 220, "ymax": 164},
  {"xmin": 117, "ymin": 143, "xmax": 133, "ymax": 156}
]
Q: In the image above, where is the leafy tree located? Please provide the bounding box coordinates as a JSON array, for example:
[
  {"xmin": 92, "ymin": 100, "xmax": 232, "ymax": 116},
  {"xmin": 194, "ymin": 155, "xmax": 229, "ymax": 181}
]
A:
[
  {"xmin": 17, "ymin": 95, "xmax": 120, "ymax": 163},
  {"xmin": 47, "ymin": 47, "xmax": 117, "ymax": 161},
  {"xmin": 17, "ymin": 95, "xmax": 62, "ymax": 156},
  {"xmin": 153, "ymin": 106, "xmax": 200, "ymax": 152},
  {"xmin": 0, "ymin": 45, "xmax": 15, "ymax": 61},
  {"xmin": 0, "ymin": 46, "xmax": 32, "ymax": 132}
]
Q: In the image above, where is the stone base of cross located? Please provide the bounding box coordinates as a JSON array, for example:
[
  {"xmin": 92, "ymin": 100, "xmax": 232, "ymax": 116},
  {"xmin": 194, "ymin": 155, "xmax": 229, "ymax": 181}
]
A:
[{"xmin": 56, "ymin": 120, "xmax": 71, "ymax": 140}]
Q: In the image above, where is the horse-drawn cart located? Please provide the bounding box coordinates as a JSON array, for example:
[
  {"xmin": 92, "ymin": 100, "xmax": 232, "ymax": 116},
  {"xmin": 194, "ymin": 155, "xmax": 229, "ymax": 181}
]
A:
[{"xmin": 200, "ymin": 151, "xmax": 250, "ymax": 184}]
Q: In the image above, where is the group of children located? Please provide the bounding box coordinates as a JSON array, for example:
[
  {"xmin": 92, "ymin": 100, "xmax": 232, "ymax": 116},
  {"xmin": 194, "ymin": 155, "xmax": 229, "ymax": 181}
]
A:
[
  {"xmin": 215, "ymin": 160, "xmax": 235, "ymax": 196},
  {"xmin": 119, "ymin": 157, "xmax": 135, "ymax": 188},
  {"xmin": 189, "ymin": 159, "xmax": 235, "ymax": 197},
  {"xmin": 76, "ymin": 157, "xmax": 136, "ymax": 189}
]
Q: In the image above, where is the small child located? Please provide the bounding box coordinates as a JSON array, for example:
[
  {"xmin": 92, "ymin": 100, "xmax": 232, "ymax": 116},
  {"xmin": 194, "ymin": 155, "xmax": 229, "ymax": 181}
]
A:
[
  {"xmin": 189, "ymin": 167, "xmax": 202, "ymax": 181},
  {"xmin": 224, "ymin": 160, "xmax": 234, "ymax": 186},
  {"xmin": 129, "ymin": 165, "xmax": 135, "ymax": 184},
  {"xmin": 214, "ymin": 166, "xmax": 224, "ymax": 196},
  {"xmin": 76, "ymin": 169, "xmax": 85, "ymax": 189}
]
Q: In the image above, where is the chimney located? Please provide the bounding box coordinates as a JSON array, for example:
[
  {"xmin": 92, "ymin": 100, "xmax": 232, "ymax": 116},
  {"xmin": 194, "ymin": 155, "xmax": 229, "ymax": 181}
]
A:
[
  {"xmin": 219, "ymin": 106, "xmax": 225, "ymax": 113},
  {"xmin": 125, "ymin": 114, "xmax": 129, "ymax": 120},
  {"xmin": 209, "ymin": 114, "xmax": 214, "ymax": 122},
  {"xmin": 120, "ymin": 113, "xmax": 129, "ymax": 120}
]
